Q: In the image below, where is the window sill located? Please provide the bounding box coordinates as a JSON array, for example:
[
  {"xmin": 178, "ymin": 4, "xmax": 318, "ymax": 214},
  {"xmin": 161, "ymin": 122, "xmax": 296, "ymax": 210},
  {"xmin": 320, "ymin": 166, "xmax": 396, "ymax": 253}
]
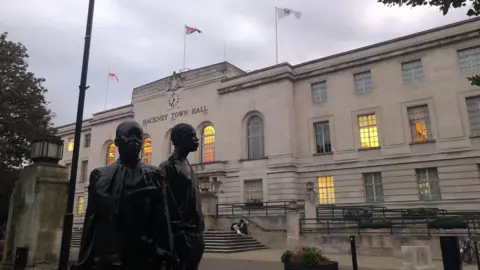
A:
[
  {"xmin": 358, "ymin": 147, "xmax": 381, "ymax": 151},
  {"xmin": 313, "ymin": 152, "xmax": 333, "ymax": 156},
  {"xmin": 239, "ymin": 157, "xmax": 268, "ymax": 162},
  {"xmin": 191, "ymin": 160, "xmax": 228, "ymax": 166},
  {"xmin": 469, "ymin": 135, "xmax": 480, "ymax": 139},
  {"xmin": 409, "ymin": 140, "xmax": 436, "ymax": 145}
]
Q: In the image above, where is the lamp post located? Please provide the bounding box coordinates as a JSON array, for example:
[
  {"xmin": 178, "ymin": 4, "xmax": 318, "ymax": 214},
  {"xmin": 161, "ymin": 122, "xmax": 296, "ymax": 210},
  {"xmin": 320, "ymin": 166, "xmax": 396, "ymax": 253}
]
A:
[
  {"xmin": 31, "ymin": 136, "xmax": 64, "ymax": 164},
  {"xmin": 58, "ymin": 0, "xmax": 95, "ymax": 269}
]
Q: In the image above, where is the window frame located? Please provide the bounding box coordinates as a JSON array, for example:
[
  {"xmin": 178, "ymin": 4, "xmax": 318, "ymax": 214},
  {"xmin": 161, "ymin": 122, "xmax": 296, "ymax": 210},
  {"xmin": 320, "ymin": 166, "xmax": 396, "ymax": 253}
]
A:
[
  {"xmin": 354, "ymin": 71, "xmax": 373, "ymax": 95},
  {"xmin": 416, "ymin": 168, "xmax": 442, "ymax": 201},
  {"xmin": 457, "ymin": 46, "xmax": 480, "ymax": 73},
  {"xmin": 243, "ymin": 179, "xmax": 264, "ymax": 204},
  {"xmin": 401, "ymin": 59, "xmax": 424, "ymax": 85},
  {"xmin": 247, "ymin": 116, "xmax": 265, "ymax": 160},
  {"xmin": 67, "ymin": 138, "xmax": 74, "ymax": 152},
  {"xmin": 201, "ymin": 125, "xmax": 215, "ymax": 163},
  {"xmin": 84, "ymin": 134, "xmax": 91, "ymax": 148},
  {"xmin": 363, "ymin": 172, "xmax": 384, "ymax": 203},
  {"xmin": 317, "ymin": 176, "xmax": 335, "ymax": 205},
  {"xmin": 407, "ymin": 105, "xmax": 433, "ymax": 143},
  {"xmin": 142, "ymin": 136, "xmax": 153, "ymax": 164},
  {"xmin": 105, "ymin": 143, "xmax": 116, "ymax": 165},
  {"xmin": 466, "ymin": 96, "xmax": 480, "ymax": 137},
  {"xmin": 311, "ymin": 81, "xmax": 327, "ymax": 104},
  {"xmin": 313, "ymin": 121, "xmax": 332, "ymax": 154},
  {"xmin": 77, "ymin": 196, "xmax": 85, "ymax": 214},
  {"xmin": 80, "ymin": 160, "xmax": 88, "ymax": 183},
  {"xmin": 357, "ymin": 113, "xmax": 380, "ymax": 149}
]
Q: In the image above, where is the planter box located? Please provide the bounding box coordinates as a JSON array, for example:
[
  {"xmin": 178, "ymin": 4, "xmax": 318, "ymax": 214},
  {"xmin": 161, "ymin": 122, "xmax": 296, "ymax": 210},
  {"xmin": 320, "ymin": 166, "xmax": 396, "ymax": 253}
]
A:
[
  {"xmin": 359, "ymin": 222, "xmax": 392, "ymax": 229},
  {"xmin": 284, "ymin": 261, "xmax": 339, "ymax": 270},
  {"xmin": 402, "ymin": 213, "xmax": 437, "ymax": 220},
  {"xmin": 343, "ymin": 214, "xmax": 372, "ymax": 221},
  {"xmin": 427, "ymin": 221, "xmax": 468, "ymax": 229}
]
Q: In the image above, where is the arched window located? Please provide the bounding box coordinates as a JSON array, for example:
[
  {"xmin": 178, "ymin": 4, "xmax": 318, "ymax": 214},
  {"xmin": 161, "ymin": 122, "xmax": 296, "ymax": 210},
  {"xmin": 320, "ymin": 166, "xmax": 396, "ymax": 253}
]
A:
[
  {"xmin": 201, "ymin": 125, "xmax": 215, "ymax": 163},
  {"xmin": 142, "ymin": 136, "xmax": 152, "ymax": 163},
  {"xmin": 247, "ymin": 116, "xmax": 265, "ymax": 159},
  {"xmin": 106, "ymin": 143, "xmax": 116, "ymax": 165}
]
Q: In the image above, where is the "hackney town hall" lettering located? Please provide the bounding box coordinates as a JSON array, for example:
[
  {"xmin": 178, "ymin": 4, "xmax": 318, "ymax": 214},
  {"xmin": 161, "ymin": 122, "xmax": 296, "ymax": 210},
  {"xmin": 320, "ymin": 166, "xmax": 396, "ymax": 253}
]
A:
[{"xmin": 142, "ymin": 106, "xmax": 208, "ymax": 125}]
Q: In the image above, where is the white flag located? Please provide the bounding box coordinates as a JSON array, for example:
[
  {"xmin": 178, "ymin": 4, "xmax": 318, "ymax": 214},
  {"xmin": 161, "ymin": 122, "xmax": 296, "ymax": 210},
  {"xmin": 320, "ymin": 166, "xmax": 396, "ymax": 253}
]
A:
[{"xmin": 276, "ymin": 7, "xmax": 302, "ymax": 19}]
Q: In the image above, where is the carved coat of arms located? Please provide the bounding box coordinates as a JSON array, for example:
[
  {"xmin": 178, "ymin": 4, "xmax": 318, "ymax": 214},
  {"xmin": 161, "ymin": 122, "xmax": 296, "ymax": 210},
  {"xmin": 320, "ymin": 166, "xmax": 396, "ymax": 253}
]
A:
[{"xmin": 167, "ymin": 71, "xmax": 183, "ymax": 92}]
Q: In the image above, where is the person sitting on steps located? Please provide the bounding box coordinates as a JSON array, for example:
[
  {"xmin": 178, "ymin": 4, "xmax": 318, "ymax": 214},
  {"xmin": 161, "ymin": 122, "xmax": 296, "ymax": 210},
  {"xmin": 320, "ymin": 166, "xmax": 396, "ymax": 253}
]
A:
[
  {"xmin": 239, "ymin": 219, "xmax": 249, "ymax": 235},
  {"xmin": 230, "ymin": 221, "xmax": 244, "ymax": 236}
]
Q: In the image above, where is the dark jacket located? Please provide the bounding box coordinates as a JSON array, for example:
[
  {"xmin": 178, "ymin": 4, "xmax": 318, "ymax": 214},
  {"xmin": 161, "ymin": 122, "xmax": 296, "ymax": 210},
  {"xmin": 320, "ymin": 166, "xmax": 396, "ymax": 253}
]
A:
[{"xmin": 76, "ymin": 161, "xmax": 177, "ymax": 269}]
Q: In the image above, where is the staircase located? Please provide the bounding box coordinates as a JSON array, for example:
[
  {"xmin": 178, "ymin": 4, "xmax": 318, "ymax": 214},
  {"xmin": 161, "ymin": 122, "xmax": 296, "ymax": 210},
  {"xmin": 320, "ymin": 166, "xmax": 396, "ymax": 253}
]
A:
[
  {"xmin": 204, "ymin": 231, "xmax": 267, "ymax": 253},
  {"xmin": 70, "ymin": 229, "xmax": 267, "ymax": 253}
]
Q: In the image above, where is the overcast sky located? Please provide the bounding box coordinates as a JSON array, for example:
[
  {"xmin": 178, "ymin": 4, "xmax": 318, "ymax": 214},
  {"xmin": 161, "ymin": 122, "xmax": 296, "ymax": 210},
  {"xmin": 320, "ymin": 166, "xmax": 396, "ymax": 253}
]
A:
[{"xmin": 0, "ymin": 0, "xmax": 471, "ymax": 126}]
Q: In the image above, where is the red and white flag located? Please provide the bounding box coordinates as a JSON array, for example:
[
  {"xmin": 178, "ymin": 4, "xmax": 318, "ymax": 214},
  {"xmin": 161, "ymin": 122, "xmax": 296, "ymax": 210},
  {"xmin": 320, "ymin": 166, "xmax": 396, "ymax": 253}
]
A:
[
  {"xmin": 185, "ymin": 25, "xmax": 202, "ymax": 35},
  {"xmin": 276, "ymin": 7, "xmax": 302, "ymax": 19},
  {"xmin": 108, "ymin": 72, "xmax": 119, "ymax": 82}
]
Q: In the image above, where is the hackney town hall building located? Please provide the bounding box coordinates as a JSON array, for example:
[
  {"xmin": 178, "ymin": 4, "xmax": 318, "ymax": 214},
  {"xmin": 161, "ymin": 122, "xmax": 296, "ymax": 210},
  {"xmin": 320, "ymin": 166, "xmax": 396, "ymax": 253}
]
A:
[{"xmin": 56, "ymin": 18, "xmax": 480, "ymax": 228}]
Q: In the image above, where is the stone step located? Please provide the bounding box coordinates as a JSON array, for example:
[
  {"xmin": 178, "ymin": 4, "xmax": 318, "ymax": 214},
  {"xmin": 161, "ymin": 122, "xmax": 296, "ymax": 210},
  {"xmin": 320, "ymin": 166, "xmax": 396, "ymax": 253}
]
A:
[
  {"xmin": 205, "ymin": 242, "xmax": 264, "ymax": 248},
  {"xmin": 204, "ymin": 238, "xmax": 258, "ymax": 244},
  {"xmin": 204, "ymin": 246, "xmax": 268, "ymax": 253}
]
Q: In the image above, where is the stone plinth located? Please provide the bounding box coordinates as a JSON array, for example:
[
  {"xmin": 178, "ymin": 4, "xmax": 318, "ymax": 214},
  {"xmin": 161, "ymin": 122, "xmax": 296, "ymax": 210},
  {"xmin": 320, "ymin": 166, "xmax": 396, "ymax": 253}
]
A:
[
  {"xmin": 401, "ymin": 246, "xmax": 435, "ymax": 270},
  {"xmin": 1, "ymin": 163, "xmax": 68, "ymax": 268},
  {"xmin": 200, "ymin": 191, "xmax": 218, "ymax": 230}
]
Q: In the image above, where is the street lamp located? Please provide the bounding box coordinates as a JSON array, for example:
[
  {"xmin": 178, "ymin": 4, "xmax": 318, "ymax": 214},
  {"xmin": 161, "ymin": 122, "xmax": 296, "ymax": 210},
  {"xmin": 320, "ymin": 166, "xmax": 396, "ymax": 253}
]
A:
[
  {"xmin": 58, "ymin": 0, "xmax": 96, "ymax": 269},
  {"xmin": 31, "ymin": 135, "xmax": 63, "ymax": 164}
]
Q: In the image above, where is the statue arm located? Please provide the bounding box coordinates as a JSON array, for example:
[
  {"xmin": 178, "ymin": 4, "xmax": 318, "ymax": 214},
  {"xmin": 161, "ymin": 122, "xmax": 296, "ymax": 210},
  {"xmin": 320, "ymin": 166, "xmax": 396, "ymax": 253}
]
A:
[{"xmin": 77, "ymin": 169, "xmax": 99, "ymax": 264}]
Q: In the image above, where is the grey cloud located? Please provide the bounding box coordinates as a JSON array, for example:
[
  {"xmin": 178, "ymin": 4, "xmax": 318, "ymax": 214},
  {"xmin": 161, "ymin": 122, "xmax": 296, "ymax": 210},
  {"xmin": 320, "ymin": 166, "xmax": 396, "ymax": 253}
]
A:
[{"xmin": 0, "ymin": 0, "xmax": 470, "ymax": 126}]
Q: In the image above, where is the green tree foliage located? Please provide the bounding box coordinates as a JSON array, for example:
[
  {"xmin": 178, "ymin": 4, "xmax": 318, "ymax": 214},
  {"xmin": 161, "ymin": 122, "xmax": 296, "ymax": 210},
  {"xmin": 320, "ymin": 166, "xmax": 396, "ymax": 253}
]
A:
[
  {"xmin": 378, "ymin": 0, "xmax": 480, "ymax": 87},
  {"xmin": 0, "ymin": 32, "xmax": 56, "ymax": 226}
]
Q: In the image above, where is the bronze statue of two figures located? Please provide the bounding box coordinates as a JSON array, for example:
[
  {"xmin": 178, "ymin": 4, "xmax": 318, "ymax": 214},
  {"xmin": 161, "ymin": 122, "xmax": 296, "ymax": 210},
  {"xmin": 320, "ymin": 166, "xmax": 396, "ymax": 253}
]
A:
[{"xmin": 75, "ymin": 121, "xmax": 205, "ymax": 270}]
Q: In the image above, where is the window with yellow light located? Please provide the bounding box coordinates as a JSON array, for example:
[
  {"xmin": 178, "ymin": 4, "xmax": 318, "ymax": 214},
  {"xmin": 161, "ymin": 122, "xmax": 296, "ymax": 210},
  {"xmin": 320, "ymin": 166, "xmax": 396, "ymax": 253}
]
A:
[
  {"xmin": 358, "ymin": 114, "xmax": 379, "ymax": 148},
  {"xmin": 317, "ymin": 176, "xmax": 335, "ymax": 204},
  {"xmin": 106, "ymin": 143, "xmax": 116, "ymax": 165},
  {"xmin": 67, "ymin": 138, "xmax": 74, "ymax": 152},
  {"xmin": 202, "ymin": 125, "xmax": 215, "ymax": 163},
  {"xmin": 142, "ymin": 136, "xmax": 152, "ymax": 163},
  {"xmin": 77, "ymin": 196, "xmax": 85, "ymax": 214}
]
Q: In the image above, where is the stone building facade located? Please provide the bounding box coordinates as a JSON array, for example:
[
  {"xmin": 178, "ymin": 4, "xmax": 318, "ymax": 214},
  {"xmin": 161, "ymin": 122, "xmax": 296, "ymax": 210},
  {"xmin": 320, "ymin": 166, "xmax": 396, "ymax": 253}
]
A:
[{"xmin": 56, "ymin": 18, "xmax": 480, "ymax": 227}]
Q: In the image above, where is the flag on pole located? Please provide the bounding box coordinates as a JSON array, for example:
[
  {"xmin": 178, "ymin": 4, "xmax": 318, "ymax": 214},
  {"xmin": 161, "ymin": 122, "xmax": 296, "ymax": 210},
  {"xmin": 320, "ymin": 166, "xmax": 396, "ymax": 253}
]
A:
[
  {"xmin": 108, "ymin": 72, "xmax": 119, "ymax": 82},
  {"xmin": 185, "ymin": 25, "xmax": 202, "ymax": 35},
  {"xmin": 276, "ymin": 7, "xmax": 302, "ymax": 19}
]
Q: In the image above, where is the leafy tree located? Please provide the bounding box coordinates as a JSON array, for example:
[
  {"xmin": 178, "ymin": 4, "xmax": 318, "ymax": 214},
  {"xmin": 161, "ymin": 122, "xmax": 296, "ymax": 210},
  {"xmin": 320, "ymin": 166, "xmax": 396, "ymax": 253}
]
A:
[
  {"xmin": 378, "ymin": 0, "xmax": 480, "ymax": 87},
  {"xmin": 0, "ymin": 32, "xmax": 56, "ymax": 226}
]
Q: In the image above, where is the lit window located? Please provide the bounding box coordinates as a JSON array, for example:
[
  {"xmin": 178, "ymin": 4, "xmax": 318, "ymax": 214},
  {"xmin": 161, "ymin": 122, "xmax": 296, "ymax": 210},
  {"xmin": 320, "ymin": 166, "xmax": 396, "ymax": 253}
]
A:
[
  {"xmin": 466, "ymin": 96, "xmax": 480, "ymax": 136},
  {"xmin": 142, "ymin": 136, "xmax": 152, "ymax": 164},
  {"xmin": 77, "ymin": 196, "xmax": 85, "ymax": 214},
  {"xmin": 402, "ymin": 59, "xmax": 424, "ymax": 85},
  {"xmin": 314, "ymin": 122, "xmax": 331, "ymax": 154},
  {"xmin": 416, "ymin": 168, "xmax": 441, "ymax": 201},
  {"xmin": 201, "ymin": 125, "xmax": 215, "ymax": 163},
  {"xmin": 67, "ymin": 138, "xmax": 74, "ymax": 152},
  {"xmin": 311, "ymin": 81, "xmax": 327, "ymax": 103},
  {"xmin": 244, "ymin": 179, "xmax": 263, "ymax": 204},
  {"xmin": 363, "ymin": 173, "xmax": 384, "ymax": 203},
  {"xmin": 458, "ymin": 47, "xmax": 480, "ymax": 73},
  {"xmin": 358, "ymin": 114, "xmax": 379, "ymax": 148},
  {"xmin": 318, "ymin": 176, "xmax": 335, "ymax": 204},
  {"xmin": 407, "ymin": 105, "xmax": 432, "ymax": 143},
  {"xmin": 106, "ymin": 143, "xmax": 116, "ymax": 165},
  {"xmin": 247, "ymin": 116, "xmax": 265, "ymax": 159},
  {"xmin": 354, "ymin": 71, "xmax": 373, "ymax": 94}
]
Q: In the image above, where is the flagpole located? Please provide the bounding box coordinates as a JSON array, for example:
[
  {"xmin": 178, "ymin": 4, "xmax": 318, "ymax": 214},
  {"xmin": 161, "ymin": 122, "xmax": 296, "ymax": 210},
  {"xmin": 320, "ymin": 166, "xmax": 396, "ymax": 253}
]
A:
[
  {"xmin": 224, "ymin": 42, "xmax": 227, "ymax": 62},
  {"xmin": 275, "ymin": 7, "xmax": 278, "ymax": 64},
  {"xmin": 104, "ymin": 68, "xmax": 110, "ymax": 110},
  {"xmin": 183, "ymin": 25, "xmax": 186, "ymax": 69}
]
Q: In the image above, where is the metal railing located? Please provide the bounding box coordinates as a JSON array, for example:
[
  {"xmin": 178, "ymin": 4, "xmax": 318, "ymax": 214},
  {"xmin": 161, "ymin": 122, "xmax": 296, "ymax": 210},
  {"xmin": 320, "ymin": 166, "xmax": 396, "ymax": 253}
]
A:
[{"xmin": 216, "ymin": 200, "xmax": 305, "ymax": 217}]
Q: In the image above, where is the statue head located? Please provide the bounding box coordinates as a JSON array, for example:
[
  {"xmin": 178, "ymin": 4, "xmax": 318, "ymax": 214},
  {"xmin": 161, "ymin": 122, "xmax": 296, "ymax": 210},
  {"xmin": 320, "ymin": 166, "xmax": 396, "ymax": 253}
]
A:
[
  {"xmin": 171, "ymin": 123, "xmax": 199, "ymax": 154},
  {"xmin": 115, "ymin": 120, "xmax": 143, "ymax": 162}
]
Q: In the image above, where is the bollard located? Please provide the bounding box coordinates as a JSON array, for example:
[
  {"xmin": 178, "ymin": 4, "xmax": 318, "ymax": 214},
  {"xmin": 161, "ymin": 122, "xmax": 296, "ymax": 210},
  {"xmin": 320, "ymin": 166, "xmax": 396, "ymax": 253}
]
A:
[{"xmin": 350, "ymin": 235, "xmax": 358, "ymax": 270}]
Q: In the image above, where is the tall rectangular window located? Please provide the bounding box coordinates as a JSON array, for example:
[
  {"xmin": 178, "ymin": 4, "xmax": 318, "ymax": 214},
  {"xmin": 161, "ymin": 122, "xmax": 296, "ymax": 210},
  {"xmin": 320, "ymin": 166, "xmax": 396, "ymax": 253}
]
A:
[
  {"xmin": 402, "ymin": 59, "xmax": 424, "ymax": 85},
  {"xmin": 358, "ymin": 114, "xmax": 379, "ymax": 148},
  {"xmin": 317, "ymin": 176, "xmax": 335, "ymax": 204},
  {"xmin": 77, "ymin": 196, "xmax": 85, "ymax": 214},
  {"xmin": 80, "ymin": 160, "xmax": 88, "ymax": 183},
  {"xmin": 363, "ymin": 173, "xmax": 384, "ymax": 203},
  {"xmin": 311, "ymin": 81, "xmax": 327, "ymax": 103},
  {"xmin": 416, "ymin": 168, "xmax": 441, "ymax": 201},
  {"xmin": 354, "ymin": 71, "xmax": 373, "ymax": 94},
  {"xmin": 84, "ymin": 134, "xmax": 91, "ymax": 148},
  {"xmin": 65, "ymin": 163, "xmax": 71, "ymax": 180},
  {"xmin": 466, "ymin": 96, "xmax": 480, "ymax": 136},
  {"xmin": 67, "ymin": 138, "xmax": 74, "ymax": 152},
  {"xmin": 244, "ymin": 179, "xmax": 263, "ymax": 203},
  {"xmin": 407, "ymin": 105, "xmax": 433, "ymax": 143},
  {"xmin": 458, "ymin": 47, "xmax": 480, "ymax": 73},
  {"xmin": 314, "ymin": 122, "xmax": 332, "ymax": 154}
]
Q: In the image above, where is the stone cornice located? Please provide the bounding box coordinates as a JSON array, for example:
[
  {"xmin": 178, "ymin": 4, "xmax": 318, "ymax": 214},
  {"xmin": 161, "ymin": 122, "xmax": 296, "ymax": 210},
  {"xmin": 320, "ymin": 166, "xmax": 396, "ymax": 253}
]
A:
[{"xmin": 217, "ymin": 71, "xmax": 294, "ymax": 95}]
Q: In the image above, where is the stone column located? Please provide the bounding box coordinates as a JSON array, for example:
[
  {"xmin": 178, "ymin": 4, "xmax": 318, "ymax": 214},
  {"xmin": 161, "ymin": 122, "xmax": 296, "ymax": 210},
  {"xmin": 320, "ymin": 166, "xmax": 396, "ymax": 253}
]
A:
[
  {"xmin": 200, "ymin": 191, "xmax": 218, "ymax": 231},
  {"xmin": 286, "ymin": 201, "xmax": 301, "ymax": 250},
  {"xmin": 1, "ymin": 163, "xmax": 68, "ymax": 268}
]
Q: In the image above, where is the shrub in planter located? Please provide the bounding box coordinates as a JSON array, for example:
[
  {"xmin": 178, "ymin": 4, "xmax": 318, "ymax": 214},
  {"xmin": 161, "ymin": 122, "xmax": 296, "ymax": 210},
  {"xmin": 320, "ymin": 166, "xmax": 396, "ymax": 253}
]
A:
[
  {"xmin": 281, "ymin": 247, "xmax": 339, "ymax": 270},
  {"xmin": 427, "ymin": 216, "xmax": 468, "ymax": 229},
  {"xmin": 343, "ymin": 209, "xmax": 372, "ymax": 221},
  {"xmin": 402, "ymin": 208, "xmax": 437, "ymax": 219},
  {"xmin": 359, "ymin": 219, "xmax": 393, "ymax": 229}
]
